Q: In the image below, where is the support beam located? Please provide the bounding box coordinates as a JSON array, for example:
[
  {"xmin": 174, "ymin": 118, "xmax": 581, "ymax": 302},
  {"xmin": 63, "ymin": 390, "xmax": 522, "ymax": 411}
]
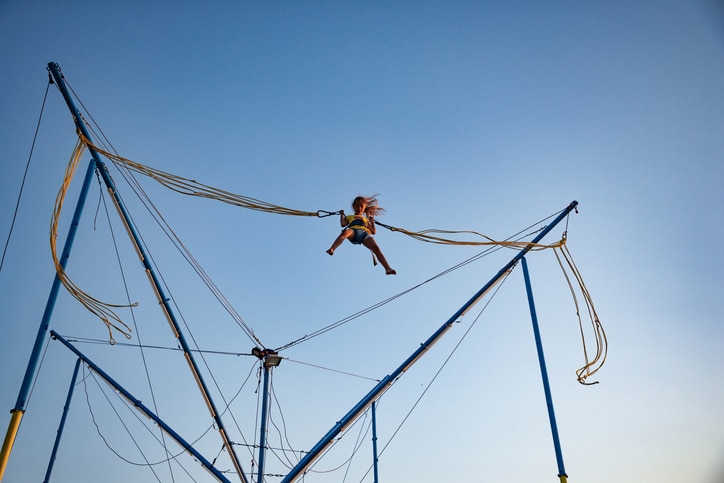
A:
[
  {"xmin": 43, "ymin": 358, "xmax": 82, "ymax": 483},
  {"xmin": 50, "ymin": 331, "xmax": 232, "ymax": 483},
  {"xmin": 521, "ymin": 256, "xmax": 568, "ymax": 482}
]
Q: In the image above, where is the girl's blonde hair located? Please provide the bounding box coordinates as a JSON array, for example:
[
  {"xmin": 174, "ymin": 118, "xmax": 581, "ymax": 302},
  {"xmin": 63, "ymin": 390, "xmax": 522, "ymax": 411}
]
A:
[{"xmin": 353, "ymin": 194, "xmax": 385, "ymax": 218}]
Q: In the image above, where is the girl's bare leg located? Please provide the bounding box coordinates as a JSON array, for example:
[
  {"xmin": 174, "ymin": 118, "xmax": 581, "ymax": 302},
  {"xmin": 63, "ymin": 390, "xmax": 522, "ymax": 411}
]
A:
[
  {"xmin": 327, "ymin": 229, "xmax": 353, "ymax": 255},
  {"xmin": 363, "ymin": 237, "xmax": 396, "ymax": 275}
]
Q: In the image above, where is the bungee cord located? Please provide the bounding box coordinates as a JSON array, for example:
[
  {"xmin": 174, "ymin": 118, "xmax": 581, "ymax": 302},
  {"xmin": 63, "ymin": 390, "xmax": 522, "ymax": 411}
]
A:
[
  {"xmin": 553, "ymin": 243, "xmax": 607, "ymax": 384},
  {"xmin": 79, "ymin": 133, "xmax": 323, "ymax": 218},
  {"xmin": 375, "ymin": 220, "xmax": 565, "ymax": 250},
  {"xmin": 57, "ymin": 125, "xmax": 575, "ymax": 349},
  {"xmin": 51, "ymin": 138, "xmax": 135, "ymax": 343},
  {"xmin": 92, "ymin": 128, "xmax": 604, "ymax": 385},
  {"xmin": 52, "ymin": 68, "xmax": 600, "ymax": 380},
  {"xmin": 78, "ymin": 131, "xmax": 566, "ymax": 250}
]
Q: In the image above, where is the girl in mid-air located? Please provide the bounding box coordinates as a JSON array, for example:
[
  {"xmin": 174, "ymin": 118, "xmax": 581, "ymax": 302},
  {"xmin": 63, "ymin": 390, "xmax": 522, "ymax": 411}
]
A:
[{"xmin": 326, "ymin": 195, "xmax": 396, "ymax": 275}]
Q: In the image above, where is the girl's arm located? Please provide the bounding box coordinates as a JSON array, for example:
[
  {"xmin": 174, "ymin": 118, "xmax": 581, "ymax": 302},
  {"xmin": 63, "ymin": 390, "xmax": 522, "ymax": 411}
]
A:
[
  {"xmin": 368, "ymin": 216, "xmax": 377, "ymax": 234},
  {"xmin": 339, "ymin": 210, "xmax": 347, "ymax": 227}
]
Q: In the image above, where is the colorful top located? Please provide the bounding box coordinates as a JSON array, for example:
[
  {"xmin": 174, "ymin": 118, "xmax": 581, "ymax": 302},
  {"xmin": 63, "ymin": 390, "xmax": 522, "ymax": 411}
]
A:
[{"xmin": 345, "ymin": 214, "xmax": 371, "ymax": 233}]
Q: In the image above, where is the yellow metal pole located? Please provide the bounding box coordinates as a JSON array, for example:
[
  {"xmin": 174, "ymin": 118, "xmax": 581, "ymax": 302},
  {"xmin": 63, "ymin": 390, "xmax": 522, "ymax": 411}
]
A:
[
  {"xmin": 0, "ymin": 410, "xmax": 24, "ymax": 481},
  {"xmin": 559, "ymin": 474, "xmax": 568, "ymax": 483}
]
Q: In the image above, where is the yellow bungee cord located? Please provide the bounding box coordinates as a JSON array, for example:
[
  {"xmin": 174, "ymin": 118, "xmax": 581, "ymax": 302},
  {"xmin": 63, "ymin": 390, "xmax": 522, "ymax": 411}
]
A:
[
  {"xmin": 553, "ymin": 242, "xmax": 607, "ymax": 384},
  {"xmin": 63, "ymin": 132, "xmax": 605, "ymax": 382},
  {"xmin": 79, "ymin": 133, "xmax": 566, "ymax": 250},
  {"xmin": 51, "ymin": 137, "xmax": 135, "ymax": 343}
]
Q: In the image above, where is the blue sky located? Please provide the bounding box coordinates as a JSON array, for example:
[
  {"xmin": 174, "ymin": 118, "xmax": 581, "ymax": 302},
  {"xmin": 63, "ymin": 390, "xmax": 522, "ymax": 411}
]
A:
[{"xmin": 1, "ymin": 2, "xmax": 723, "ymax": 482}]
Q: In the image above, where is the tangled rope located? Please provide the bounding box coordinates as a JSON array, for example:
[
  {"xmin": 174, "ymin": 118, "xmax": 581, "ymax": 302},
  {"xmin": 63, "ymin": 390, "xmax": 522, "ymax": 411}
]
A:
[
  {"xmin": 51, "ymin": 138, "xmax": 134, "ymax": 343},
  {"xmin": 553, "ymin": 242, "xmax": 607, "ymax": 384}
]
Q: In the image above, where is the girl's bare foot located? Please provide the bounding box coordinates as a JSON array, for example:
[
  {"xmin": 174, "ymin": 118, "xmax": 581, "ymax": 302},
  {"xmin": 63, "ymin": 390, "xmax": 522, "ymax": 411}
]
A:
[
  {"xmin": 326, "ymin": 249, "xmax": 334, "ymax": 256},
  {"xmin": 386, "ymin": 269, "xmax": 396, "ymax": 275}
]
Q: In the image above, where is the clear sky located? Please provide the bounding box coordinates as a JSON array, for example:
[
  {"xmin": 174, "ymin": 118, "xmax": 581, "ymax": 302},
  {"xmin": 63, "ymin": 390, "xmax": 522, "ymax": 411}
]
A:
[{"xmin": 1, "ymin": 2, "xmax": 723, "ymax": 482}]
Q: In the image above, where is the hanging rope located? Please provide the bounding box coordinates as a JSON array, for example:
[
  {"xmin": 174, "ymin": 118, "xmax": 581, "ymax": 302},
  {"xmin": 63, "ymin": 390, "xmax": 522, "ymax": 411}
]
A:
[
  {"xmin": 553, "ymin": 242, "xmax": 607, "ymax": 384},
  {"xmin": 51, "ymin": 138, "xmax": 135, "ymax": 343}
]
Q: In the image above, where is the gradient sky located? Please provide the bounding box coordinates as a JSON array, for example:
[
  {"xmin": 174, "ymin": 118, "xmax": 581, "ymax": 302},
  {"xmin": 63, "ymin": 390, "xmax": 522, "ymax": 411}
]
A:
[{"xmin": 1, "ymin": 2, "xmax": 723, "ymax": 482}]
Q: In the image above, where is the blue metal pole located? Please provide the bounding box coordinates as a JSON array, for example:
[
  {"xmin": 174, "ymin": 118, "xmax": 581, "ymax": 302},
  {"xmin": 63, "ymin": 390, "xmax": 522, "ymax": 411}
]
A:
[
  {"xmin": 371, "ymin": 401, "xmax": 379, "ymax": 483},
  {"xmin": 43, "ymin": 358, "xmax": 81, "ymax": 483},
  {"xmin": 282, "ymin": 201, "xmax": 578, "ymax": 483},
  {"xmin": 521, "ymin": 257, "xmax": 568, "ymax": 482},
  {"xmin": 49, "ymin": 331, "xmax": 232, "ymax": 483},
  {"xmin": 257, "ymin": 364, "xmax": 271, "ymax": 483},
  {"xmin": 44, "ymin": 62, "xmax": 248, "ymax": 483},
  {"xmin": 14, "ymin": 158, "xmax": 95, "ymax": 411}
]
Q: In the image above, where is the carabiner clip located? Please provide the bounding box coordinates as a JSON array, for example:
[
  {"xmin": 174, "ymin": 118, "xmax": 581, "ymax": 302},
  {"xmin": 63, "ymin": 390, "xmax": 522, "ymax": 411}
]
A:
[{"xmin": 316, "ymin": 210, "xmax": 341, "ymax": 218}]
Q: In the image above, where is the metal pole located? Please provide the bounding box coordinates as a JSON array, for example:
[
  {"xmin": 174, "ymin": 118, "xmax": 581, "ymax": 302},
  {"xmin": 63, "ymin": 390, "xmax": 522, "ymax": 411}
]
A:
[
  {"xmin": 43, "ymin": 358, "xmax": 81, "ymax": 483},
  {"xmin": 45, "ymin": 62, "xmax": 249, "ymax": 483},
  {"xmin": 257, "ymin": 364, "xmax": 271, "ymax": 483},
  {"xmin": 521, "ymin": 257, "xmax": 568, "ymax": 483},
  {"xmin": 282, "ymin": 201, "xmax": 578, "ymax": 482},
  {"xmin": 0, "ymin": 154, "xmax": 97, "ymax": 481},
  {"xmin": 49, "ymin": 331, "xmax": 232, "ymax": 483},
  {"xmin": 371, "ymin": 401, "xmax": 379, "ymax": 483}
]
